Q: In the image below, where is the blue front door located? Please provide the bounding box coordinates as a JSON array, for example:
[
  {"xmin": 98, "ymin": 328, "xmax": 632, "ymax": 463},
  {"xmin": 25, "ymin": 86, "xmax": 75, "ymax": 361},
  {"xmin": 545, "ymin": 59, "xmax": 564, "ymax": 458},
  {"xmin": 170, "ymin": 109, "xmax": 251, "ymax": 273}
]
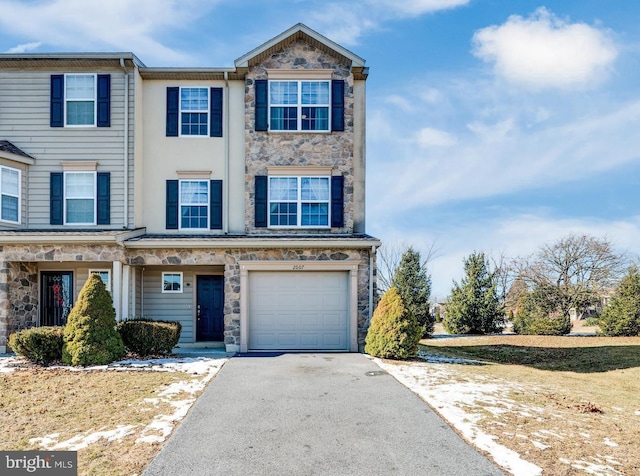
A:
[{"xmin": 196, "ymin": 275, "xmax": 224, "ymax": 341}]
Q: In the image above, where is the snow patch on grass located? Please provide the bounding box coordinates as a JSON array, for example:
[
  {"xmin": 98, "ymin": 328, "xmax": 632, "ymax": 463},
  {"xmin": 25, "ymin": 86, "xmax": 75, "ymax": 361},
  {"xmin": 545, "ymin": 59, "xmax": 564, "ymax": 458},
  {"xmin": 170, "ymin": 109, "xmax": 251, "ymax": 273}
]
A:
[{"xmin": 30, "ymin": 425, "xmax": 137, "ymax": 450}]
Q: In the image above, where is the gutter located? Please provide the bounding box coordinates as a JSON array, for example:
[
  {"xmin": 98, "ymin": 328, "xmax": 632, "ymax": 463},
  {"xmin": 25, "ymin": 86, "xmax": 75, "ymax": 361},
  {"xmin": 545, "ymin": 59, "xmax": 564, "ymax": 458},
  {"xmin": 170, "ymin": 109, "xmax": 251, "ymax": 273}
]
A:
[{"xmin": 123, "ymin": 237, "xmax": 381, "ymax": 250}]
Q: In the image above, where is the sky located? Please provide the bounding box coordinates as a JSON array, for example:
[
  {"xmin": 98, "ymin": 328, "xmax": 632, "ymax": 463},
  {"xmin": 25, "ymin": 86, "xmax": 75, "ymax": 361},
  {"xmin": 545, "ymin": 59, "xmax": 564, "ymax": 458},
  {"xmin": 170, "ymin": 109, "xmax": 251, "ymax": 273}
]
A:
[{"xmin": 1, "ymin": 0, "xmax": 639, "ymax": 299}]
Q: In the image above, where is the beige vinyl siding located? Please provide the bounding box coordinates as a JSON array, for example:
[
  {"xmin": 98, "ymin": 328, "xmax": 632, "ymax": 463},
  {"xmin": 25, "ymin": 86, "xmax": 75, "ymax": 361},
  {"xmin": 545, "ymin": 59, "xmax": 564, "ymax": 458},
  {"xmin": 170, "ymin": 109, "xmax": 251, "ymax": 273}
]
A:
[
  {"xmin": 141, "ymin": 268, "xmax": 195, "ymax": 343},
  {"xmin": 0, "ymin": 68, "xmax": 136, "ymax": 228}
]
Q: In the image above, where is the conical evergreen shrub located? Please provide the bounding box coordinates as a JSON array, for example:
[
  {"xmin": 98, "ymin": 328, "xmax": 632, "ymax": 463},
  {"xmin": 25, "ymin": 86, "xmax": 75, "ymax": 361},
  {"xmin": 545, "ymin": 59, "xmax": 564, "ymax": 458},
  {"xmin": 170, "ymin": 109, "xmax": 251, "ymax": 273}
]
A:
[
  {"xmin": 365, "ymin": 287, "xmax": 420, "ymax": 360},
  {"xmin": 62, "ymin": 273, "xmax": 124, "ymax": 366},
  {"xmin": 598, "ymin": 267, "xmax": 640, "ymax": 336}
]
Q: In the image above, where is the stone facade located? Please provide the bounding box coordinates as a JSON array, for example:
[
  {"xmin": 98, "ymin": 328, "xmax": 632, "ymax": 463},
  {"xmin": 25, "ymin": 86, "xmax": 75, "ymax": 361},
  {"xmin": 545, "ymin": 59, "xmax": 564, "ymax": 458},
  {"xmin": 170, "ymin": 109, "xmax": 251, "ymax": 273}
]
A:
[{"xmin": 244, "ymin": 39, "xmax": 356, "ymax": 234}]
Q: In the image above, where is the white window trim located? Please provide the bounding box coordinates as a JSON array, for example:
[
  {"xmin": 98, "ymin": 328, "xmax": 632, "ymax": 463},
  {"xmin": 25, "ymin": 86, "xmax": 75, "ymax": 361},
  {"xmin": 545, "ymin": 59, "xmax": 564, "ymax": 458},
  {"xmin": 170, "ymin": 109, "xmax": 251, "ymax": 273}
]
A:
[
  {"xmin": 63, "ymin": 171, "xmax": 97, "ymax": 226},
  {"xmin": 89, "ymin": 269, "xmax": 111, "ymax": 292},
  {"xmin": 0, "ymin": 165, "xmax": 21, "ymax": 225},
  {"xmin": 268, "ymin": 80, "xmax": 331, "ymax": 132},
  {"xmin": 162, "ymin": 272, "xmax": 183, "ymax": 294},
  {"xmin": 64, "ymin": 73, "xmax": 97, "ymax": 127},
  {"xmin": 178, "ymin": 87, "xmax": 209, "ymax": 137},
  {"xmin": 178, "ymin": 179, "xmax": 210, "ymax": 230},
  {"xmin": 268, "ymin": 175, "xmax": 331, "ymax": 229}
]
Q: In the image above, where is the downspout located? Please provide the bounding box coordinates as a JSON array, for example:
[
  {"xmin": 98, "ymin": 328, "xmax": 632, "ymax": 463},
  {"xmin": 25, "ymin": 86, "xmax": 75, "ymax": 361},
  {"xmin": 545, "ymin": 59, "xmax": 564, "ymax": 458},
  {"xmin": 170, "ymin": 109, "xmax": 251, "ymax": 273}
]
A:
[
  {"xmin": 369, "ymin": 245, "xmax": 376, "ymax": 321},
  {"xmin": 120, "ymin": 58, "xmax": 129, "ymax": 229},
  {"xmin": 223, "ymin": 71, "xmax": 230, "ymax": 233}
]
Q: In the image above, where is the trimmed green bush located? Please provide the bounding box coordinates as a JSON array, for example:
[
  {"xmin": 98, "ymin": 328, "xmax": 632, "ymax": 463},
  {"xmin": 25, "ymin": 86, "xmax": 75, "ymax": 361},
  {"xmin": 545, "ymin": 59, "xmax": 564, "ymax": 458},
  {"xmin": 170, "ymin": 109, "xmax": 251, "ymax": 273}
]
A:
[
  {"xmin": 117, "ymin": 318, "xmax": 182, "ymax": 356},
  {"xmin": 8, "ymin": 326, "xmax": 64, "ymax": 365},
  {"xmin": 512, "ymin": 293, "xmax": 572, "ymax": 336},
  {"xmin": 365, "ymin": 287, "xmax": 421, "ymax": 360},
  {"xmin": 62, "ymin": 273, "xmax": 124, "ymax": 366}
]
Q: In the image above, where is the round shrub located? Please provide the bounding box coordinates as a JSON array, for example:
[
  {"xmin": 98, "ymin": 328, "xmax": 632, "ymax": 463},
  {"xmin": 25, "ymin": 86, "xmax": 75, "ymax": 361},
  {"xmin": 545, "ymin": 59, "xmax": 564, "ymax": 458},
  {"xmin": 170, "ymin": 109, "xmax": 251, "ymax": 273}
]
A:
[
  {"xmin": 512, "ymin": 294, "xmax": 572, "ymax": 336},
  {"xmin": 117, "ymin": 318, "xmax": 182, "ymax": 356},
  {"xmin": 62, "ymin": 273, "xmax": 124, "ymax": 366},
  {"xmin": 365, "ymin": 286, "xmax": 421, "ymax": 360},
  {"xmin": 8, "ymin": 326, "xmax": 64, "ymax": 365}
]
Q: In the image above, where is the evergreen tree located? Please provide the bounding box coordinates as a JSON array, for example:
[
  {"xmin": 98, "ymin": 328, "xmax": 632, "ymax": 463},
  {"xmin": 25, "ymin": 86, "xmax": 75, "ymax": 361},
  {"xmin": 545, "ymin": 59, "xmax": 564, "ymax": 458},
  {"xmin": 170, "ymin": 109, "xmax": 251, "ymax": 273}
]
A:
[
  {"xmin": 365, "ymin": 287, "xmax": 421, "ymax": 360},
  {"xmin": 393, "ymin": 247, "xmax": 433, "ymax": 338},
  {"xmin": 511, "ymin": 288, "xmax": 572, "ymax": 335},
  {"xmin": 598, "ymin": 267, "xmax": 640, "ymax": 336},
  {"xmin": 444, "ymin": 251, "xmax": 505, "ymax": 334},
  {"xmin": 62, "ymin": 273, "xmax": 124, "ymax": 366}
]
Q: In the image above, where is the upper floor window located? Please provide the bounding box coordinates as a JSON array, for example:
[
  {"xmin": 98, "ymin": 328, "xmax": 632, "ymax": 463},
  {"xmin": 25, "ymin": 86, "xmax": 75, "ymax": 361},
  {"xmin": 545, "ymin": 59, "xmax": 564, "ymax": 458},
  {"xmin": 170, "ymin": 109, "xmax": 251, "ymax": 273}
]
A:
[
  {"xmin": 66, "ymin": 74, "xmax": 96, "ymax": 126},
  {"xmin": 0, "ymin": 166, "xmax": 20, "ymax": 224},
  {"xmin": 180, "ymin": 180, "xmax": 209, "ymax": 229},
  {"xmin": 269, "ymin": 176, "xmax": 330, "ymax": 227},
  {"xmin": 269, "ymin": 81, "xmax": 330, "ymax": 131},
  {"xmin": 65, "ymin": 171, "xmax": 96, "ymax": 225},
  {"xmin": 51, "ymin": 74, "xmax": 110, "ymax": 128},
  {"xmin": 180, "ymin": 88, "xmax": 209, "ymax": 136}
]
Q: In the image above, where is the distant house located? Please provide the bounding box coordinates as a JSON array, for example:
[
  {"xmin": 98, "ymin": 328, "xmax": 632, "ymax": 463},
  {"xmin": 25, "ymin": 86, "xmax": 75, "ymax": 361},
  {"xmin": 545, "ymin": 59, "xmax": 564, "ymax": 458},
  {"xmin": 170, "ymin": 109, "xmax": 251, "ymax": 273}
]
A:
[{"xmin": 0, "ymin": 24, "xmax": 380, "ymax": 353}]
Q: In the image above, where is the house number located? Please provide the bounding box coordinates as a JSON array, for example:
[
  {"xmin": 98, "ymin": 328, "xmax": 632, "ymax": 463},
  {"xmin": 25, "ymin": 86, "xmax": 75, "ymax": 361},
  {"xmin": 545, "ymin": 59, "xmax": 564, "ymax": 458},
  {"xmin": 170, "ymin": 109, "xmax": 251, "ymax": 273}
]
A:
[{"xmin": 292, "ymin": 264, "xmax": 305, "ymax": 270}]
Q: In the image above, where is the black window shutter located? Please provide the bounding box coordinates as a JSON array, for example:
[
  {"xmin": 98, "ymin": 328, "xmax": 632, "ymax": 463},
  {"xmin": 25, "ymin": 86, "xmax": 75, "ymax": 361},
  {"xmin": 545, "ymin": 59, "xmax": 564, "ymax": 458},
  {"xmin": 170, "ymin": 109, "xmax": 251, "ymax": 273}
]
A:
[
  {"xmin": 97, "ymin": 74, "xmax": 111, "ymax": 127},
  {"xmin": 50, "ymin": 75, "xmax": 64, "ymax": 127},
  {"xmin": 166, "ymin": 180, "xmax": 179, "ymax": 229},
  {"xmin": 210, "ymin": 88, "xmax": 223, "ymax": 137},
  {"xmin": 331, "ymin": 175, "xmax": 344, "ymax": 228},
  {"xmin": 331, "ymin": 80, "xmax": 345, "ymax": 132},
  {"xmin": 254, "ymin": 175, "xmax": 268, "ymax": 227},
  {"xmin": 166, "ymin": 87, "xmax": 179, "ymax": 137},
  {"xmin": 50, "ymin": 172, "xmax": 63, "ymax": 224},
  {"xmin": 210, "ymin": 179, "xmax": 223, "ymax": 229},
  {"xmin": 255, "ymin": 80, "xmax": 268, "ymax": 131},
  {"xmin": 97, "ymin": 172, "xmax": 111, "ymax": 225}
]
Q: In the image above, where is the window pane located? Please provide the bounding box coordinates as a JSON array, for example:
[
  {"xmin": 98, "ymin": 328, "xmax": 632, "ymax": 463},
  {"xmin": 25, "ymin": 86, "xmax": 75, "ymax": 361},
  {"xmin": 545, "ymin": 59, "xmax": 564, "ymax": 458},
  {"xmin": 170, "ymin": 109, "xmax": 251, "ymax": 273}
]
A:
[
  {"xmin": 67, "ymin": 101, "xmax": 95, "ymax": 125},
  {"xmin": 270, "ymin": 107, "xmax": 297, "ymax": 130},
  {"xmin": 181, "ymin": 112, "xmax": 208, "ymax": 136},
  {"xmin": 181, "ymin": 205, "xmax": 208, "ymax": 228},
  {"xmin": 301, "ymin": 107, "xmax": 329, "ymax": 131},
  {"xmin": 1, "ymin": 168, "xmax": 19, "ymax": 196},
  {"xmin": 270, "ymin": 202, "xmax": 297, "ymax": 226},
  {"xmin": 163, "ymin": 273, "xmax": 182, "ymax": 292},
  {"xmin": 301, "ymin": 81, "xmax": 329, "ymax": 105},
  {"xmin": 66, "ymin": 198, "xmax": 94, "ymax": 223},
  {"xmin": 180, "ymin": 88, "xmax": 208, "ymax": 111},
  {"xmin": 181, "ymin": 181, "xmax": 208, "ymax": 204},
  {"xmin": 269, "ymin": 177, "xmax": 297, "ymax": 200},
  {"xmin": 1, "ymin": 195, "xmax": 18, "ymax": 222},
  {"xmin": 270, "ymin": 81, "xmax": 298, "ymax": 104},
  {"xmin": 301, "ymin": 177, "xmax": 329, "ymax": 200},
  {"xmin": 65, "ymin": 173, "xmax": 94, "ymax": 198},
  {"xmin": 301, "ymin": 203, "xmax": 328, "ymax": 226},
  {"xmin": 66, "ymin": 75, "xmax": 94, "ymax": 99}
]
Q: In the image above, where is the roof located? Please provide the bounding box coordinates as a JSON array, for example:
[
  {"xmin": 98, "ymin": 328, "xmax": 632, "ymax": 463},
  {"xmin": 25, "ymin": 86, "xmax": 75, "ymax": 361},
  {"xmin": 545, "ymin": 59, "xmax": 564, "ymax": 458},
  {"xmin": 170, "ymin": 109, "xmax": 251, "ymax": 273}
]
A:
[
  {"xmin": 0, "ymin": 52, "xmax": 144, "ymax": 69},
  {"xmin": 0, "ymin": 141, "xmax": 35, "ymax": 165},
  {"xmin": 235, "ymin": 23, "xmax": 368, "ymax": 79}
]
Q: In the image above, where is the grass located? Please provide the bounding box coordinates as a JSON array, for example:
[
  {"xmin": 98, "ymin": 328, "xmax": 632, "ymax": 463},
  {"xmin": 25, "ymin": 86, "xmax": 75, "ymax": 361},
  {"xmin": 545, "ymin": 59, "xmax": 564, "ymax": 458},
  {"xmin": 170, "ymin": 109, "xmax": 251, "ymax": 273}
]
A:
[
  {"xmin": 0, "ymin": 364, "xmax": 203, "ymax": 476},
  {"xmin": 419, "ymin": 333, "xmax": 640, "ymax": 475}
]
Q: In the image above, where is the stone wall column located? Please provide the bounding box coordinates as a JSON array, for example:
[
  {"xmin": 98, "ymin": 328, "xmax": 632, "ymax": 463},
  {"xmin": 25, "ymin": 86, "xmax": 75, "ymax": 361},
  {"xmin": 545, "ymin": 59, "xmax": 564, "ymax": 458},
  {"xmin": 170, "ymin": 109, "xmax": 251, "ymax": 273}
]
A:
[{"xmin": 0, "ymin": 260, "xmax": 10, "ymax": 353}]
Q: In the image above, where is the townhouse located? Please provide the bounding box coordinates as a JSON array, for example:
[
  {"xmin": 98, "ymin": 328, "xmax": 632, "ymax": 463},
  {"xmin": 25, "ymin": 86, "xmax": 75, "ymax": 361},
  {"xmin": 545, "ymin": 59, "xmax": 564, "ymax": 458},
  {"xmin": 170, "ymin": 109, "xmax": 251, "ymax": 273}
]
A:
[{"xmin": 0, "ymin": 24, "xmax": 379, "ymax": 353}]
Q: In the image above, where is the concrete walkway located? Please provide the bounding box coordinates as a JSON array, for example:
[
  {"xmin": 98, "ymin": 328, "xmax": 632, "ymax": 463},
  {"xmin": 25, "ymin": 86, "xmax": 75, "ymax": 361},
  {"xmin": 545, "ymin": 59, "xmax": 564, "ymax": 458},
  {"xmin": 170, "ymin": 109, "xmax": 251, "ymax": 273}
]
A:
[{"xmin": 143, "ymin": 353, "xmax": 503, "ymax": 476}]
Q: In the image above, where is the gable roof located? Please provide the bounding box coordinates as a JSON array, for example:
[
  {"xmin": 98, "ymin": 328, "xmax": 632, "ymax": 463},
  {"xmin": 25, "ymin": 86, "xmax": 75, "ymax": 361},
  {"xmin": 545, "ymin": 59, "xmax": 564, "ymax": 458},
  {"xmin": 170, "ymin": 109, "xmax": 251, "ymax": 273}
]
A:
[
  {"xmin": 235, "ymin": 23, "xmax": 367, "ymax": 79},
  {"xmin": 0, "ymin": 140, "xmax": 35, "ymax": 165}
]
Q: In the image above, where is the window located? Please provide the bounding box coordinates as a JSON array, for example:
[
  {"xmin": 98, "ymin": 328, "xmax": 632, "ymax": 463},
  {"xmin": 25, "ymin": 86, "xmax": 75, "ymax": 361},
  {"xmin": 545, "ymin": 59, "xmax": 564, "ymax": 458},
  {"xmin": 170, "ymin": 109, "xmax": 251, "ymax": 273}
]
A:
[
  {"xmin": 269, "ymin": 176, "xmax": 330, "ymax": 227},
  {"xmin": 269, "ymin": 81, "xmax": 330, "ymax": 131},
  {"xmin": 0, "ymin": 166, "xmax": 20, "ymax": 223},
  {"xmin": 89, "ymin": 269, "xmax": 111, "ymax": 292},
  {"xmin": 66, "ymin": 74, "xmax": 96, "ymax": 126},
  {"xmin": 180, "ymin": 180, "xmax": 209, "ymax": 229},
  {"xmin": 180, "ymin": 88, "xmax": 209, "ymax": 136},
  {"xmin": 162, "ymin": 272, "xmax": 183, "ymax": 293},
  {"xmin": 65, "ymin": 172, "xmax": 96, "ymax": 225}
]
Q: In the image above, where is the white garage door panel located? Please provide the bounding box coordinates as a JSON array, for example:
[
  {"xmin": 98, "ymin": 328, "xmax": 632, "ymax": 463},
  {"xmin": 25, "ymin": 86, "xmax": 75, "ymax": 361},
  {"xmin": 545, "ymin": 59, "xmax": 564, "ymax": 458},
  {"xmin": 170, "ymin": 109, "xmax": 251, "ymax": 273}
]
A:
[{"xmin": 248, "ymin": 271, "xmax": 349, "ymax": 351}]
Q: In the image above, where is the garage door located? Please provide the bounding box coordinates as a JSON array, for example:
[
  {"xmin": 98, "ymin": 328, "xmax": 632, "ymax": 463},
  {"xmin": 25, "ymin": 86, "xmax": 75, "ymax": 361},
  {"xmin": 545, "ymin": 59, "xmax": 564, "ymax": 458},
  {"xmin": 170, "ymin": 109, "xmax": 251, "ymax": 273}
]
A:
[{"xmin": 248, "ymin": 271, "xmax": 349, "ymax": 351}]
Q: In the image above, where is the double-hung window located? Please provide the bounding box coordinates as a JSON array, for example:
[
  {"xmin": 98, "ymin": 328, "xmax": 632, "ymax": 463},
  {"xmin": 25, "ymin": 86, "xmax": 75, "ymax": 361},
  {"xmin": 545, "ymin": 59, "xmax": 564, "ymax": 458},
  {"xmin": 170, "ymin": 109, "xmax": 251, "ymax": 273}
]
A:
[
  {"xmin": 269, "ymin": 80, "xmax": 330, "ymax": 131},
  {"xmin": 269, "ymin": 176, "xmax": 330, "ymax": 227},
  {"xmin": 65, "ymin": 74, "xmax": 96, "ymax": 126},
  {"xmin": 180, "ymin": 180, "xmax": 209, "ymax": 229},
  {"xmin": 65, "ymin": 172, "xmax": 96, "ymax": 225},
  {"xmin": 180, "ymin": 88, "xmax": 209, "ymax": 136},
  {"xmin": 0, "ymin": 166, "xmax": 20, "ymax": 224}
]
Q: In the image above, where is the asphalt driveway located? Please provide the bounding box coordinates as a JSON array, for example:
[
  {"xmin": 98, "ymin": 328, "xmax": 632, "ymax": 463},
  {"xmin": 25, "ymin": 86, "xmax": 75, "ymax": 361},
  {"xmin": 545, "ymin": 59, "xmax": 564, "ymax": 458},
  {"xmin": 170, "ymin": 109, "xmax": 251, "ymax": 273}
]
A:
[{"xmin": 143, "ymin": 353, "xmax": 503, "ymax": 476}]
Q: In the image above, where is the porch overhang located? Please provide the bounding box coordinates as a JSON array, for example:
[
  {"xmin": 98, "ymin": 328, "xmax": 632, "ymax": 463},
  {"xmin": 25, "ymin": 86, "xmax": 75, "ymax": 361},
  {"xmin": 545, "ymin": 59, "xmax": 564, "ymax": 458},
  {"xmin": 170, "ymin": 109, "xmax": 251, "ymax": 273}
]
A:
[{"xmin": 0, "ymin": 228, "xmax": 147, "ymax": 245}]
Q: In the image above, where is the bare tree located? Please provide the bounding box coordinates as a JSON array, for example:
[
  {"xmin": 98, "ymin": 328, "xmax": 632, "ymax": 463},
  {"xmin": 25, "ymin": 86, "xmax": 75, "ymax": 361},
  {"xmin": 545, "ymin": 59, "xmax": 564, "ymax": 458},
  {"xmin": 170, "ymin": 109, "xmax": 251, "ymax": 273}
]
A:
[
  {"xmin": 488, "ymin": 251, "xmax": 517, "ymax": 304},
  {"xmin": 517, "ymin": 234, "xmax": 626, "ymax": 318},
  {"xmin": 376, "ymin": 240, "xmax": 438, "ymax": 293}
]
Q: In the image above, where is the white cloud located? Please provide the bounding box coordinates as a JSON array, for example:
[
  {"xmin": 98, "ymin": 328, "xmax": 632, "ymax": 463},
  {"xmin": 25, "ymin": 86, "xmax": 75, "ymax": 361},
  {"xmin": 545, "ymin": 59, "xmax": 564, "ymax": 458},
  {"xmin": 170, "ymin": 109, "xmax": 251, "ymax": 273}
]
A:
[
  {"xmin": 0, "ymin": 0, "xmax": 219, "ymax": 64},
  {"xmin": 415, "ymin": 127, "xmax": 457, "ymax": 147},
  {"xmin": 385, "ymin": 94, "xmax": 416, "ymax": 112},
  {"xmin": 472, "ymin": 7, "xmax": 618, "ymax": 90},
  {"xmin": 5, "ymin": 42, "xmax": 41, "ymax": 53},
  {"xmin": 367, "ymin": 0, "xmax": 470, "ymax": 16}
]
